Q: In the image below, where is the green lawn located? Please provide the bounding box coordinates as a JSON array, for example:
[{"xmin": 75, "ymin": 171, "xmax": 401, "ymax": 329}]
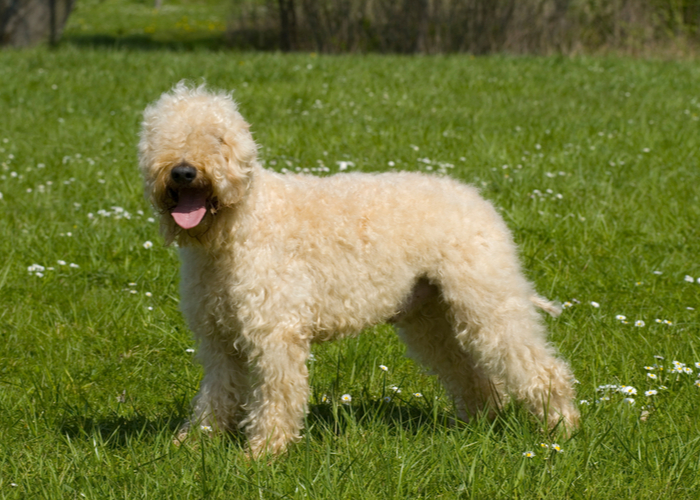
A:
[{"xmin": 1, "ymin": 2, "xmax": 699, "ymax": 498}]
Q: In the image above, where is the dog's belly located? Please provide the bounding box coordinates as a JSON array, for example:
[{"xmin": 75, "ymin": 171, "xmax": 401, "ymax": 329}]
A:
[{"xmin": 309, "ymin": 277, "xmax": 440, "ymax": 342}]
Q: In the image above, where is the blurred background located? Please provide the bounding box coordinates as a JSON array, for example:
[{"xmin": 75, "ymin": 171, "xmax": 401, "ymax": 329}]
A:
[{"xmin": 4, "ymin": 0, "xmax": 700, "ymax": 55}]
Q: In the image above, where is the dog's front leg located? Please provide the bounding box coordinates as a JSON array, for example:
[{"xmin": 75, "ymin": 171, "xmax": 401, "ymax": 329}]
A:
[
  {"xmin": 240, "ymin": 330, "xmax": 311, "ymax": 457},
  {"xmin": 190, "ymin": 334, "xmax": 251, "ymax": 433}
]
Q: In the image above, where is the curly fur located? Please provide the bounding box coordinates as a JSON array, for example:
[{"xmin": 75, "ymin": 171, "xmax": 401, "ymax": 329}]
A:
[{"xmin": 138, "ymin": 82, "xmax": 579, "ymax": 457}]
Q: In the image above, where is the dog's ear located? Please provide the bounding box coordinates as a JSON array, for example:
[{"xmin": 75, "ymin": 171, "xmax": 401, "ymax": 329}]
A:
[{"xmin": 216, "ymin": 125, "xmax": 258, "ymax": 207}]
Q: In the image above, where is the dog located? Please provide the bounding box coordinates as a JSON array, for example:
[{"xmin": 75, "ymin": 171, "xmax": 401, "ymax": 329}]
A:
[{"xmin": 138, "ymin": 82, "xmax": 579, "ymax": 457}]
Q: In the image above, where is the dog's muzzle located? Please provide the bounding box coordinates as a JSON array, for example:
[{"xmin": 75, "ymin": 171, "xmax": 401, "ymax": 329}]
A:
[{"xmin": 168, "ymin": 163, "xmax": 209, "ymax": 230}]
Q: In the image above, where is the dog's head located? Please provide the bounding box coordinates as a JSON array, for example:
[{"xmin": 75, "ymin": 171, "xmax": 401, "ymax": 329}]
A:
[{"xmin": 138, "ymin": 82, "xmax": 257, "ymax": 245}]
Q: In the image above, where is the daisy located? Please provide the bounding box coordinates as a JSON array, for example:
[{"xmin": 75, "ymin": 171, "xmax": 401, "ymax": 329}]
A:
[
  {"xmin": 645, "ymin": 390, "xmax": 658, "ymax": 396},
  {"xmin": 390, "ymin": 386, "xmax": 401, "ymax": 393},
  {"xmin": 685, "ymin": 275, "xmax": 695, "ymax": 283},
  {"xmin": 590, "ymin": 301, "xmax": 600, "ymax": 308},
  {"xmin": 623, "ymin": 398, "xmax": 635, "ymax": 405},
  {"xmin": 523, "ymin": 451, "xmax": 536, "ymax": 458},
  {"xmin": 580, "ymin": 400, "xmax": 590, "ymax": 405},
  {"xmin": 647, "ymin": 373, "xmax": 657, "ymax": 379},
  {"xmin": 200, "ymin": 425, "xmax": 212, "ymax": 432},
  {"xmin": 340, "ymin": 394, "xmax": 352, "ymax": 404},
  {"xmin": 635, "ymin": 320, "xmax": 645, "ymax": 327},
  {"xmin": 143, "ymin": 241, "xmax": 153, "ymax": 249},
  {"xmin": 551, "ymin": 444, "xmax": 562, "ymax": 453},
  {"xmin": 413, "ymin": 392, "xmax": 423, "ymax": 398},
  {"xmin": 379, "ymin": 364, "xmax": 388, "ymax": 372},
  {"xmin": 616, "ymin": 315, "xmax": 626, "ymax": 320}
]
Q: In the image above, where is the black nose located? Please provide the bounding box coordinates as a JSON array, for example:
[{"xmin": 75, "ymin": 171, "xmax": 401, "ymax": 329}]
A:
[{"xmin": 171, "ymin": 164, "xmax": 197, "ymax": 185}]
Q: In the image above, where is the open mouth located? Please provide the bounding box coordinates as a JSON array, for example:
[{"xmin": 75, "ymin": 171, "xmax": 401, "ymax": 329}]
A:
[{"xmin": 169, "ymin": 187, "xmax": 210, "ymax": 230}]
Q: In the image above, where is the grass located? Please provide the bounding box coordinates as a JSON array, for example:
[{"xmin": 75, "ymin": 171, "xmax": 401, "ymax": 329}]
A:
[{"xmin": 1, "ymin": 1, "xmax": 700, "ymax": 498}]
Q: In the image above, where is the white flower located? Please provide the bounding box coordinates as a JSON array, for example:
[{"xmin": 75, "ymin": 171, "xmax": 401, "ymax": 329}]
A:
[
  {"xmin": 551, "ymin": 443, "xmax": 562, "ymax": 453},
  {"xmin": 379, "ymin": 364, "xmax": 388, "ymax": 372},
  {"xmin": 647, "ymin": 373, "xmax": 657, "ymax": 379},
  {"xmin": 645, "ymin": 390, "xmax": 658, "ymax": 396},
  {"xmin": 623, "ymin": 398, "xmax": 635, "ymax": 405},
  {"xmin": 590, "ymin": 301, "xmax": 600, "ymax": 308},
  {"xmin": 143, "ymin": 241, "xmax": 153, "ymax": 249},
  {"xmin": 145, "ymin": 292, "xmax": 152, "ymax": 297},
  {"xmin": 340, "ymin": 394, "xmax": 352, "ymax": 404},
  {"xmin": 185, "ymin": 348, "xmax": 195, "ymax": 353},
  {"xmin": 635, "ymin": 320, "xmax": 645, "ymax": 327},
  {"xmin": 580, "ymin": 400, "xmax": 590, "ymax": 405},
  {"xmin": 685, "ymin": 275, "xmax": 695, "ymax": 283},
  {"xmin": 69, "ymin": 263, "xmax": 79, "ymax": 268},
  {"xmin": 620, "ymin": 386, "xmax": 637, "ymax": 395},
  {"xmin": 57, "ymin": 260, "xmax": 66, "ymax": 266},
  {"xmin": 336, "ymin": 161, "xmax": 355, "ymax": 171},
  {"xmin": 523, "ymin": 451, "xmax": 536, "ymax": 458},
  {"xmin": 390, "ymin": 386, "xmax": 401, "ymax": 393},
  {"xmin": 562, "ymin": 301, "xmax": 573, "ymax": 309},
  {"xmin": 200, "ymin": 425, "xmax": 212, "ymax": 432},
  {"xmin": 413, "ymin": 392, "xmax": 423, "ymax": 398},
  {"xmin": 616, "ymin": 315, "xmax": 626, "ymax": 320}
]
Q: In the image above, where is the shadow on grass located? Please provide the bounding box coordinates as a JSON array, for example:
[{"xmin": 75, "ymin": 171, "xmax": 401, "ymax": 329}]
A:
[
  {"xmin": 61, "ymin": 33, "xmax": 230, "ymax": 51},
  {"xmin": 61, "ymin": 27, "xmax": 281, "ymax": 52},
  {"xmin": 57, "ymin": 397, "xmax": 468, "ymax": 450}
]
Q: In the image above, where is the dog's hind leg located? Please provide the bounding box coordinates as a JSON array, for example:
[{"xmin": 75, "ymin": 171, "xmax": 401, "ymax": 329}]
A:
[
  {"xmin": 395, "ymin": 297, "xmax": 505, "ymax": 423},
  {"xmin": 435, "ymin": 243, "xmax": 579, "ymax": 433}
]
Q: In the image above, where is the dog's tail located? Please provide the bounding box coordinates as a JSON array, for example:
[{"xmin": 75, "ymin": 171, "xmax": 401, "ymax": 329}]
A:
[{"xmin": 530, "ymin": 294, "xmax": 562, "ymax": 318}]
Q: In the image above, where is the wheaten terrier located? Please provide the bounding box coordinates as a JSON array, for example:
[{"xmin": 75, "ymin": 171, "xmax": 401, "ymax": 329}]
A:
[{"xmin": 138, "ymin": 83, "xmax": 579, "ymax": 456}]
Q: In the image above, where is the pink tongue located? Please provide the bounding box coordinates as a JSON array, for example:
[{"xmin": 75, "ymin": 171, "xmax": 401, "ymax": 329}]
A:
[{"xmin": 171, "ymin": 189, "xmax": 207, "ymax": 229}]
